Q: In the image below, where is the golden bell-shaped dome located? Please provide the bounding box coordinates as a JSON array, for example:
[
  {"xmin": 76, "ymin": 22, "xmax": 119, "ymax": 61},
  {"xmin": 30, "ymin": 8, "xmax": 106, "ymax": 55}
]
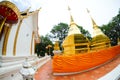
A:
[
  {"xmin": 91, "ymin": 20, "xmax": 110, "ymax": 50},
  {"xmin": 88, "ymin": 12, "xmax": 110, "ymax": 50},
  {"xmin": 91, "ymin": 34, "xmax": 110, "ymax": 50},
  {"xmin": 62, "ymin": 6, "xmax": 90, "ymax": 55},
  {"xmin": 62, "ymin": 34, "xmax": 90, "ymax": 55},
  {"xmin": 86, "ymin": 9, "xmax": 111, "ymax": 50}
]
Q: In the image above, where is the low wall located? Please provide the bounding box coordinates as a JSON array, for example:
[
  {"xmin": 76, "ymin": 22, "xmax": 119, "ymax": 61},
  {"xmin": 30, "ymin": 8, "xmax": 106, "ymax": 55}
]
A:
[
  {"xmin": 53, "ymin": 45, "xmax": 120, "ymax": 75},
  {"xmin": 0, "ymin": 55, "xmax": 50, "ymax": 80}
]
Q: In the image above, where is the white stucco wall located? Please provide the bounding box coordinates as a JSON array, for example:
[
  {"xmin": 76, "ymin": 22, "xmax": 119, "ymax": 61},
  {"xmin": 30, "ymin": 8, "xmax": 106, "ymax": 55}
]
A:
[
  {"xmin": 16, "ymin": 16, "xmax": 33, "ymax": 56},
  {"xmin": 6, "ymin": 23, "xmax": 19, "ymax": 56},
  {"xmin": 1, "ymin": 11, "xmax": 39, "ymax": 57}
]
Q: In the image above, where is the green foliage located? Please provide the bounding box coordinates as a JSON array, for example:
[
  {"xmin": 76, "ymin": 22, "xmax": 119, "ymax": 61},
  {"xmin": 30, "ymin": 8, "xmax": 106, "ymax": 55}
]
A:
[
  {"xmin": 99, "ymin": 24, "xmax": 111, "ymax": 34},
  {"xmin": 49, "ymin": 22, "xmax": 69, "ymax": 50},
  {"xmin": 35, "ymin": 8, "xmax": 120, "ymax": 55},
  {"xmin": 35, "ymin": 43, "xmax": 46, "ymax": 57},
  {"xmin": 100, "ymin": 8, "xmax": 120, "ymax": 46},
  {"xmin": 35, "ymin": 35, "xmax": 53, "ymax": 57},
  {"xmin": 49, "ymin": 22, "xmax": 91, "ymax": 50},
  {"xmin": 40, "ymin": 35, "xmax": 53, "ymax": 47},
  {"xmin": 50, "ymin": 23, "xmax": 68, "ymax": 42},
  {"xmin": 77, "ymin": 25, "xmax": 91, "ymax": 40}
]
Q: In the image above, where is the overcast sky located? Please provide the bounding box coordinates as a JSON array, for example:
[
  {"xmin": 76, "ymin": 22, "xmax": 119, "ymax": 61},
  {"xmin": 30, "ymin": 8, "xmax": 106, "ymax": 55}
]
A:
[
  {"xmin": 37, "ymin": 0, "xmax": 120, "ymax": 36},
  {"xmin": 1, "ymin": 0, "xmax": 120, "ymax": 36}
]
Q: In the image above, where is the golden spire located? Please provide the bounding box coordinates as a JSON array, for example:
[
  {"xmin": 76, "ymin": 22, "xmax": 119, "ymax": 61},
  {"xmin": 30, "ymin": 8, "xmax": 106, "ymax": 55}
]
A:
[
  {"xmin": 70, "ymin": 15, "xmax": 74, "ymax": 23},
  {"xmin": 86, "ymin": 8, "xmax": 98, "ymax": 29},
  {"xmin": 67, "ymin": 6, "xmax": 81, "ymax": 35},
  {"xmin": 68, "ymin": 6, "xmax": 75, "ymax": 26}
]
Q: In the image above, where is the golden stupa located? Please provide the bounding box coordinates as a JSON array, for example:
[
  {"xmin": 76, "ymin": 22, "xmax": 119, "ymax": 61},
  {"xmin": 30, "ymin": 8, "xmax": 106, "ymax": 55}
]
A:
[
  {"xmin": 53, "ymin": 8, "xmax": 120, "ymax": 77},
  {"xmin": 62, "ymin": 7, "xmax": 90, "ymax": 55},
  {"xmin": 54, "ymin": 41, "xmax": 60, "ymax": 51},
  {"xmin": 53, "ymin": 41, "xmax": 62, "ymax": 55},
  {"xmin": 87, "ymin": 9, "xmax": 111, "ymax": 50}
]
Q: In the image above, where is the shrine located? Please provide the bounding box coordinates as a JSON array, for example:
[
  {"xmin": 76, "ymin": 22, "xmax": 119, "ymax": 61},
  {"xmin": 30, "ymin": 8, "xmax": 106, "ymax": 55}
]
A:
[
  {"xmin": 86, "ymin": 9, "xmax": 111, "ymax": 50},
  {"xmin": 52, "ymin": 8, "xmax": 120, "ymax": 77},
  {"xmin": 0, "ymin": 1, "xmax": 120, "ymax": 80},
  {"xmin": 62, "ymin": 7, "xmax": 90, "ymax": 55},
  {"xmin": 0, "ymin": 1, "xmax": 50, "ymax": 80}
]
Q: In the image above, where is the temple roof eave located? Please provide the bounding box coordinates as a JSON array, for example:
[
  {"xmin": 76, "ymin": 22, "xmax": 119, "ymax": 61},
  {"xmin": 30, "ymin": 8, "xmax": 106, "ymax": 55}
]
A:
[{"xmin": 20, "ymin": 8, "xmax": 41, "ymax": 19}]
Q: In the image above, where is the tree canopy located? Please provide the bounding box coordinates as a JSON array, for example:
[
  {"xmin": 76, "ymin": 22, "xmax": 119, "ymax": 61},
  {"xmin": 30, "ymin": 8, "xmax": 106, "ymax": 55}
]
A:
[
  {"xmin": 35, "ymin": 8, "xmax": 120, "ymax": 56},
  {"xmin": 35, "ymin": 35, "xmax": 53, "ymax": 57},
  {"xmin": 50, "ymin": 23, "xmax": 69, "ymax": 43},
  {"xmin": 49, "ymin": 22, "xmax": 91, "ymax": 45},
  {"xmin": 100, "ymin": 8, "xmax": 120, "ymax": 46}
]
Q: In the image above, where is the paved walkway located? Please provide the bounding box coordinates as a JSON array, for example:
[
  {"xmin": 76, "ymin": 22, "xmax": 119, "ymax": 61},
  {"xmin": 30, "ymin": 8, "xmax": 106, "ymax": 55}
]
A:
[{"xmin": 34, "ymin": 55, "xmax": 120, "ymax": 80}]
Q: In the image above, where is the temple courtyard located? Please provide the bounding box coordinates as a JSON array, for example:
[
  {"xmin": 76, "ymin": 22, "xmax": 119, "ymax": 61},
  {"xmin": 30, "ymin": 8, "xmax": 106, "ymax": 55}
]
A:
[
  {"xmin": 0, "ymin": 1, "xmax": 120, "ymax": 80},
  {"xmin": 35, "ymin": 55, "xmax": 120, "ymax": 80}
]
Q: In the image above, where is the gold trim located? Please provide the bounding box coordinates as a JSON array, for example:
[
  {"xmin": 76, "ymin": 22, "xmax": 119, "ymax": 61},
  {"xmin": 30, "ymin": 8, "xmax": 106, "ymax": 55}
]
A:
[
  {"xmin": 30, "ymin": 32, "xmax": 34, "ymax": 55},
  {"xmin": 2, "ymin": 26, "xmax": 8, "ymax": 55},
  {"xmin": 2, "ymin": 24, "xmax": 12, "ymax": 55},
  {"xmin": 86, "ymin": 9, "xmax": 98, "ymax": 29},
  {"xmin": 34, "ymin": 36, "xmax": 36, "ymax": 54},
  {"xmin": 13, "ymin": 19, "xmax": 23, "ymax": 56},
  {"xmin": 0, "ymin": 17, "xmax": 7, "ymax": 34},
  {"xmin": 0, "ymin": 1, "xmax": 20, "ymax": 18},
  {"xmin": 20, "ymin": 8, "xmax": 41, "ymax": 19}
]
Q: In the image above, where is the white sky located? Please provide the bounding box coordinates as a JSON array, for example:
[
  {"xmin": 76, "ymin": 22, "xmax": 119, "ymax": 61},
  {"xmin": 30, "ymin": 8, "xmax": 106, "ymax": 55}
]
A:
[
  {"xmin": 37, "ymin": 0, "xmax": 120, "ymax": 36},
  {"xmin": 1, "ymin": 0, "xmax": 120, "ymax": 36}
]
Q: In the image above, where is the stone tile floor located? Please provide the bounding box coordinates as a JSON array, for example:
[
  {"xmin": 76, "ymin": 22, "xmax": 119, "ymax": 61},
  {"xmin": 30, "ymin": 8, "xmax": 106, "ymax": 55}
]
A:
[{"xmin": 35, "ymin": 55, "xmax": 120, "ymax": 80}]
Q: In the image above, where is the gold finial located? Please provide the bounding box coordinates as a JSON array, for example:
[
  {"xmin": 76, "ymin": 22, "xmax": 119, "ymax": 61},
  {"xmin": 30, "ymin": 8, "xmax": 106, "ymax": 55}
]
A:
[
  {"xmin": 21, "ymin": 7, "xmax": 31, "ymax": 14},
  {"xmin": 86, "ymin": 8, "xmax": 90, "ymax": 13},
  {"xmin": 68, "ymin": 6, "xmax": 75, "ymax": 25},
  {"xmin": 68, "ymin": 6, "xmax": 71, "ymax": 11},
  {"xmin": 70, "ymin": 15, "xmax": 74, "ymax": 23},
  {"xmin": 86, "ymin": 8, "xmax": 98, "ymax": 29}
]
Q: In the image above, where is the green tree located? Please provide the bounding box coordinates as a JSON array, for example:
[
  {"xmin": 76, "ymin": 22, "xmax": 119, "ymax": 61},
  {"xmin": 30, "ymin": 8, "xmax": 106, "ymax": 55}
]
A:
[
  {"xmin": 77, "ymin": 25, "xmax": 91, "ymax": 40},
  {"xmin": 50, "ymin": 23, "xmax": 69, "ymax": 45},
  {"xmin": 35, "ymin": 42, "xmax": 46, "ymax": 57},
  {"xmin": 35, "ymin": 35, "xmax": 53, "ymax": 57},
  {"xmin": 100, "ymin": 8, "xmax": 120, "ymax": 46},
  {"xmin": 108, "ymin": 11, "xmax": 120, "ymax": 46},
  {"xmin": 41, "ymin": 35, "xmax": 53, "ymax": 47},
  {"xmin": 49, "ymin": 22, "xmax": 91, "ymax": 47}
]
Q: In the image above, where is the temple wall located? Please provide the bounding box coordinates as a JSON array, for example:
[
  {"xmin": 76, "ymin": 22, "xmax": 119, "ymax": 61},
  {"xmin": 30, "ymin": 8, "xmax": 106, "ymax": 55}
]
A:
[
  {"xmin": 0, "ymin": 33, "xmax": 5, "ymax": 56},
  {"xmin": 0, "ymin": 11, "xmax": 39, "ymax": 65},
  {"xmin": 0, "ymin": 1, "xmax": 41, "ymax": 80},
  {"xmin": 33, "ymin": 12, "xmax": 38, "ymax": 31},
  {"xmin": 4, "ymin": 13, "xmax": 37, "ymax": 56},
  {"xmin": 6, "ymin": 23, "xmax": 19, "ymax": 56},
  {"xmin": 16, "ymin": 16, "xmax": 33, "ymax": 56}
]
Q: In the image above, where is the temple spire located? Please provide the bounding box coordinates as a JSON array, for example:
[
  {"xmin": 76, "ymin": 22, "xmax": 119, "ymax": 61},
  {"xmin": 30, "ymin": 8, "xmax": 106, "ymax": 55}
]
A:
[
  {"xmin": 87, "ymin": 8, "xmax": 111, "ymax": 49},
  {"xmin": 86, "ymin": 8, "xmax": 98, "ymax": 29},
  {"xmin": 70, "ymin": 15, "xmax": 74, "ymax": 23},
  {"xmin": 67, "ymin": 6, "xmax": 81, "ymax": 35},
  {"xmin": 68, "ymin": 6, "xmax": 74, "ymax": 22},
  {"xmin": 68, "ymin": 6, "xmax": 75, "ymax": 26},
  {"xmin": 86, "ymin": 8, "xmax": 105, "ymax": 37}
]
